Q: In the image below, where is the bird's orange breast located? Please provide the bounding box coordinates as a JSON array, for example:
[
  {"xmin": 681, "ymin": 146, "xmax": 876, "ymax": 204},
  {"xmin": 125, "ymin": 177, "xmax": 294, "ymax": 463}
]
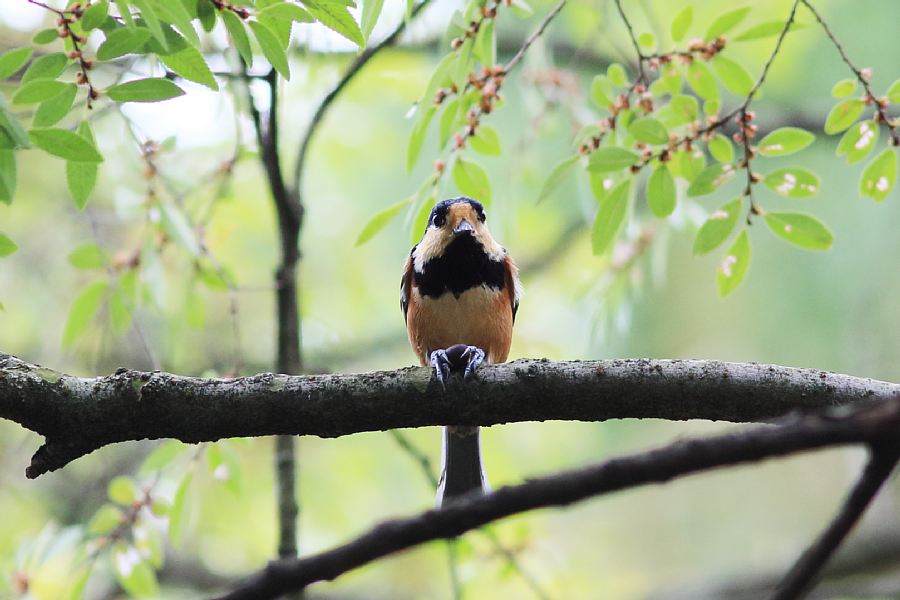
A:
[{"xmin": 406, "ymin": 285, "xmax": 513, "ymax": 366}]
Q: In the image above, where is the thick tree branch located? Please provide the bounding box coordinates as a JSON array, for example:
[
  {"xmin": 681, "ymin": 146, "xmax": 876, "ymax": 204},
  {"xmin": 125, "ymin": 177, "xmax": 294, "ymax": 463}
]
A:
[
  {"xmin": 215, "ymin": 398, "xmax": 900, "ymax": 600},
  {"xmin": 1, "ymin": 352, "xmax": 898, "ymax": 478}
]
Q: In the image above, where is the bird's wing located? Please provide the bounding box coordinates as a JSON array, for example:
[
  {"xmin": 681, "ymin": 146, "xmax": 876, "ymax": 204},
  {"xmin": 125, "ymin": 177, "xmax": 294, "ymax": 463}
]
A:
[
  {"xmin": 504, "ymin": 254, "xmax": 521, "ymax": 323},
  {"xmin": 401, "ymin": 252, "xmax": 414, "ymax": 323}
]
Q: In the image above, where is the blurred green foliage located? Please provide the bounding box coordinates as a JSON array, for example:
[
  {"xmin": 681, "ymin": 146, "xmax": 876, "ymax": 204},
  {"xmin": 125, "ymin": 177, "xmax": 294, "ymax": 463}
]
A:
[{"xmin": 0, "ymin": 0, "xmax": 899, "ymax": 598}]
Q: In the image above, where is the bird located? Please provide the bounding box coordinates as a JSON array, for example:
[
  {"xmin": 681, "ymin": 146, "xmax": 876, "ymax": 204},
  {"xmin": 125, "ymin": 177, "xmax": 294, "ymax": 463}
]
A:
[{"xmin": 401, "ymin": 196, "xmax": 521, "ymax": 506}]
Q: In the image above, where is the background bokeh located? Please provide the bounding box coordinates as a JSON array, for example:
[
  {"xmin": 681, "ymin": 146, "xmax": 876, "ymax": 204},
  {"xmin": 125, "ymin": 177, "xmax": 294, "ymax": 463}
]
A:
[{"xmin": 1, "ymin": 0, "xmax": 899, "ymax": 598}]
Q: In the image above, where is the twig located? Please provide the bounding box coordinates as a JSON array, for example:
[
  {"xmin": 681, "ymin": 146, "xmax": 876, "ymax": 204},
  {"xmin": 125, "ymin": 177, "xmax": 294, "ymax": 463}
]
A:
[
  {"xmin": 214, "ymin": 398, "xmax": 900, "ymax": 600},
  {"xmin": 505, "ymin": 0, "xmax": 567, "ymax": 73},
  {"xmin": 612, "ymin": 0, "xmax": 646, "ymax": 82},
  {"xmin": 291, "ymin": 0, "xmax": 434, "ymax": 194},
  {"xmin": 770, "ymin": 443, "xmax": 900, "ymax": 600},
  {"xmin": 800, "ymin": 0, "xmax": 899, "ymax": 145}
]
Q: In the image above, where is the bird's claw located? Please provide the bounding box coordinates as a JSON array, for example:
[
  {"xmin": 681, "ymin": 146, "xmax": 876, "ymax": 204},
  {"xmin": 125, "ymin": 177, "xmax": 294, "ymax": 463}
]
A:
[
  {"xmin": 461, "ymin": 345, "xmax": 485, "ymax": 380},
  {"xmin": 430, "ymin": 349, "xmax": 452, "ymax": 389}
]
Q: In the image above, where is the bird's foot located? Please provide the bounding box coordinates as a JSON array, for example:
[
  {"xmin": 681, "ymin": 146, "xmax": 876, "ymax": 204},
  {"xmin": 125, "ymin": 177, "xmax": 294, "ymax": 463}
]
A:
[
  {"xmin": 461, "ymin": 346, "xmax": 485, "ymax": 380},
  {"xmin": 430, "ymin": 349, "xmax": 452, "ymax": 388}
]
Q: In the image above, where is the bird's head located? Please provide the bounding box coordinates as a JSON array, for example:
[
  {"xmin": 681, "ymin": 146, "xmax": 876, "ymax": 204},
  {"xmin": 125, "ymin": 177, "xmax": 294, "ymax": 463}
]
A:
[{"xmin": 413, "ymin": 197, "xmax": 504, "ymax": 271}]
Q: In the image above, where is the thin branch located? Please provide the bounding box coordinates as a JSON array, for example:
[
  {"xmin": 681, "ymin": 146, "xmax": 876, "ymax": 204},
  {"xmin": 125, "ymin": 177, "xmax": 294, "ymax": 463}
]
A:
[
  {"xmin": 612, "ymin": 0, "xmax": 646, "ymax": 82},
  {"xmin": 2, "ymin": 352, "xmax": 898, "ymax": 478},
  {"xmin": 291, "ymin": 0, "xmax": 434, "ymax": 194},
  {"xmin": 770, "ymin": 443, "xmax": 900, "ymax": 600},
  {"xmin": 504, "ymin": 0, "xmax": 567, "ymax": 73},
  {"xmin": 800, "ymin": 0, "xmax": 899, "ymax": 145},
  {"xmin": 214, "ymin": 398, "xmax": 900, "ymax": 600}
]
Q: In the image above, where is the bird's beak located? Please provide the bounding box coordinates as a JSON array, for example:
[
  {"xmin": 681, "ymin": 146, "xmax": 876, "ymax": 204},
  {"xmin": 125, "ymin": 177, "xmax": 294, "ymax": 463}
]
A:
[{"xmin": 453, "ymin": 219, "xmax": 474, "ymax": 236}]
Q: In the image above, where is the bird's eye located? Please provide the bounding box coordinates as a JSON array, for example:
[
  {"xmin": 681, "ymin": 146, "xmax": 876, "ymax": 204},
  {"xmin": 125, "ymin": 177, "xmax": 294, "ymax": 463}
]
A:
[
  {"xmin": 477, "ymin": 209, "xmax": 486, "ymax": 223},
  {"xmin": 432, "ymin": 213, "xmax": 446, "ymax": 227}
]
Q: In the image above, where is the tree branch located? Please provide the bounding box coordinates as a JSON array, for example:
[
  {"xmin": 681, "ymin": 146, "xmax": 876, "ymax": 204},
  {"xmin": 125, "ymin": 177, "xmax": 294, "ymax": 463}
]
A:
[
  {"xmin": 1, "ymin": 352, "xmax": 898, "ymax": 478},
  {"xmin": 770, "ymin": 443, "xmax": 900, "ymax": 600},
  {"xmin": 291, "ymin": 0, "xmax": 434, "ymax": 194},
  {"xmin": 214, "ymin": 398, "xmax": 900, "ymax": 600}
]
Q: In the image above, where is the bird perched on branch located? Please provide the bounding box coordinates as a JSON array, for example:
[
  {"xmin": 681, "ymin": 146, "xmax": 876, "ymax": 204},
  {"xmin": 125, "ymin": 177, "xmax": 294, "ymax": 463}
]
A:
[{"xmin": 401, "ymin": 197, "xmax": 521, "ymax": 506}]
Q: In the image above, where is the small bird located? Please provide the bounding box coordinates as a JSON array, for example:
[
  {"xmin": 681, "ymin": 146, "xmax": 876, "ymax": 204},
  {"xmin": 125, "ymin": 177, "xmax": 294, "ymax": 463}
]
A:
[{"xmin": 401, "ymin": 196, "xmax": 521, "ymax": 506}]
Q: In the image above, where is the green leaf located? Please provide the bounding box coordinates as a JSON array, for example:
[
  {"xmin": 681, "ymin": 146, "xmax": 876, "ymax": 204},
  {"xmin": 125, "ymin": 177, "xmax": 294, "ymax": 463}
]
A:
[
  {"xmin": 82, "ymin": 0, "xmax": 110, "ymax": 30},
  {"xmin": 764, "ymin": 212, "xmax": 833, "ymax": 250},
  {"xmin": 687, "ymin": 162, "xmax": 736, "ymax": 196},
  {"xmin": 21, "ymin": 52, "xmax": 67, "ymax": 84},
  {"xmin": 670, "ymin": 6, "xmax": 693, "ymax": 42},
  {"xmin": 668, "ymin": 148, "xmax": 706, "ymax": 182},
  {"xmin": 0, "ymin": 47, "xmax": 33, "ymax": 80},
  {"xmin": 159, "ymin": 203, "xmax": 200, "ymax": 255},
  {"xmin": 97, "ymin": 26, "xmax": 153, "ymax": 60},
  {"xmin": 33, "ymin": 29, "xmax": 59, "ymax": 45},
  {"xmin": 33, "ymin": 83, "xmax": 77, "ymax": 127},
  {"xmin": 473, "ymin": 18, "xmax": 495, "ymax": 66},
  {"xmin": 115, "ymin": 0, "xmax": 134, "ymax": 27},
  {"xmin": 763, "ymin": 167, "xmax": 820, "ymax": 198},
  {"xmin": 258, "ymin": 1, "xmax": 314, "ymax": 24},
  {"xmin": 438, "ymin": 97, "xmax": 460, "ymax": 147},
  {"xmin": 159, "ymin": 44, "xmax": 219, "ymax": 90},
  {"xmin": 109, "ymin": 292, "xmax": 131, "ymax": 333},
  {"xmin": 222, "ymin": 11, "xmax": 253, "ymax": 67},
  {"xmin": 302, "ymin": 0, "xmax": 365, "ymax": 47},
  {"xmin": 68, "ymin": 243, "xmax": 107, "ymax": 269},
  {"xmin": 452, "ymin": 158, "xmax": 491, "ymax": 204},
  {"xmin": 67, "ymin": 122, "xmax": 99, "ymax": 209},
  {"xmin": 705, "ymin": 7, "xmax": 751, "ymax": 40},
  {"xmin": 65, "ymin": 567, "xmax": 92, "ymax": 600},
  {"xmin": 0, "ymin": 233, "xmax": 17, "ymax": 257},
  {"xmin": 587, "ymin": 147, "xmax": 639, "ymax": 173},
  {"xmin": 859, "ymin": 148, "xmax": 898, "ymax": 202},
  {"xmin": 169, "ymin": 471, "xmax": 193, "ymax": 547},
  {"xmin": 686, "ymin": 61, "xmax": 720, "ymax": 103},
  {"xmin": 887, "ymin": 79, "xmax": 900, "ymax": 104},
  {"xmin": 140, "ymin": 440, "xmax": 188, "ymax": 475},
  {"xmin": 0, "ymin": 109, "xmax": 30, "ymax": 149},
  {"xmin": 88, "ymin": 504, "xmax": 122, "ymax": 535},
  {"xmin": 694, "ymin": 198, "xmax": 741, "ymax": 255},
  {"xmin": 197, "ymin": 0, "xmax": 217, "ymax": 32},
  {"xmin": 716, "ymin": 229, "xmax": 750, "ymax": 297},
  {"xmin": 607, "ymin": 63, "xmax": 627, "ymax": 87},
  {"xmin": 30, "ymin": 128, "xmax": 103, "ymax": 162},
  {"xmin": 361, "ymin": 0, "xmax": 385, "ymax": 41},
  {"xmin": 591, "ymin": 180, "xmax": 630, "ymax": 255},
  {"xmin": 111, "ymin": 544, "xmax": 159, "ymax": 597},
  {"xmin": 469, "ymin": 125, "xmax": 501, "ymax": 156},
  {"xmin": 108, "ymin": 476, "xmax": 138, "ymax": 505},
  {"xmin": 758, "ymin": 127, "xmax": 815, "ymax": 157},
  {"xmin": 131, "ymin": 0, "xmax": 168, "ymax": 50},
  {"xmin": 628, "ymin": 117, "xmax": 668, "ymax": 145},
  {"xmin": 107, "ymin": 78, "xmax": 186, "ymax": 103},
  {"xmin": 537, "ymin": 154, "xmax": 580, "ymax": 203},
  {"xmin": 638, "ymin": 32, "xmax": 655, "ymax": 50},
  {"xmin": 824, "ymin": 98, "xmax": 865, "ymax": 134},
  {"xmin": 148, "ymin": 0, "xmax": 199, "ymax": 46},
  {"xmin": 355, "ymin": 198, "xmax": 411, "ymax": 246},
  {"xmin": 62, "ymin": 281, "xmax": 107, "ymax": 347},
  {"xmin": 734, "ymin": 20, "xmax": 800, "ymax": 42},
  {"xmin": 406, "ymin": 105, "xmax": 435, "ymax": 172},
  {"xmin": 831, "ymin": 78, "xmax": 857, "ymax": 98},
  {"xmin": 712, "ymin": 55, "xmax": 753, "ymax": 96},
  {"xmin": 647, "ymin": 164, "xmax": 675, "ymax": 217},
  {"xmin": 12, "ymin": 80, "xmax": 69, "ymax": 105},
  {"xmin": 249, "ymin": 21, "xmax": 290, "ymax": 80},
  {"xmin": 708, "ymin": 134, "xmax": 734, "ymax": 163},
  {"xmin": 0, "ymin": 150, "xmax": 16, "ymax": 204},
  {"xmin": 591, "ymin": 75, "xmax": 615, "ymax": 109},
  {"xmin": 836, "ymin": 120, "xmax": 879, "ymax": 165}
]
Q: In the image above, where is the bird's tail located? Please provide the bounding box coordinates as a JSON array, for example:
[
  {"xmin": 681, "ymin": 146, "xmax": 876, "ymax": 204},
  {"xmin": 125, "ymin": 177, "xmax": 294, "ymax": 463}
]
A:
[{"xmin": 436, "ymin": 425, "xmax": 488, "ymax": 507}]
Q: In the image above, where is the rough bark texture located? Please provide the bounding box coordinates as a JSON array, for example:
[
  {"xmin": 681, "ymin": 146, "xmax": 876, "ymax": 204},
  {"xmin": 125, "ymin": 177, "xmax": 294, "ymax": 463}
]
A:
[
  {"xmin": 213, "ymin": 398, "xmax": 900, "ymax": 600},
  {"xmin": 1, "ymin": 352, "xmax": 897, "ymax": 478}
]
